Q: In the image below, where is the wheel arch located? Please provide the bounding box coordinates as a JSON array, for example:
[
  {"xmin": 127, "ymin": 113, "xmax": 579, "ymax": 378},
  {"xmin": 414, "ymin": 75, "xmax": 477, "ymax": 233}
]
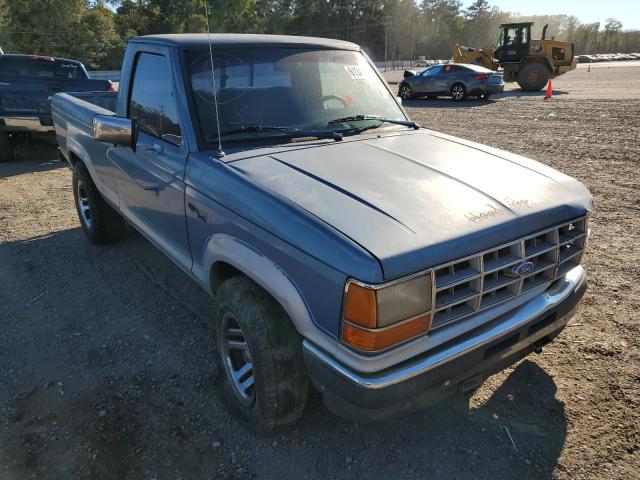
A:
[
  {"xmin": 203, "ymin": 234, "xmax": 339, "ymax": 357},
  {"xmin": 67, "ymin": 150, "xmax": 83, "ymax": 168},
  {"xmin": 65, "ymin": 136, "xmax": 94, "ymax": 174}
]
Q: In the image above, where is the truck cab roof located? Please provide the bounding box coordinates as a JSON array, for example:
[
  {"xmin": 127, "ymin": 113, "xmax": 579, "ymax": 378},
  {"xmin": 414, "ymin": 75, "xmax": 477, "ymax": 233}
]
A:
[{"xmin": 129, "ymin": 33, "xmax": 360, "ymax": 51}]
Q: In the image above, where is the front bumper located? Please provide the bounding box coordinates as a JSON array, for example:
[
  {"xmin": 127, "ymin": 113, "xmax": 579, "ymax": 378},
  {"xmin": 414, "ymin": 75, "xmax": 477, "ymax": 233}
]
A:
[
  {"xmin": 304, "ymin": 265, "xmax": 587, "ymax": 421},
  {"xmin": 0, "ymin": 116, "xmax": 55, "ymax": 133}
]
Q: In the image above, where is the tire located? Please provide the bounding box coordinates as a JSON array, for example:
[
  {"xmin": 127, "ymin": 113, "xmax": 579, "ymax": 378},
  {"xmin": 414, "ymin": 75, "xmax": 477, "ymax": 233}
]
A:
[
  {"xmin": 72, "ymin": 162, "xmax": 124, "ymax": 244},
  {"xmin": 450, "ymin": 83, "xmax": 467, "ymax": 101},
  {"xmin": 398, "ymin": 83, "xmax": 413, "ymax": 100},
  {"xmin": 215, "ymin": 276, "xmax": 309, "ymax": 431},
  {"xmin": 0, "ymin": 132, "xmax": 13, "ymax": 163},
  {"xmin": 517, "ymin": 63, "xmax": 549, "ymax": 92}
]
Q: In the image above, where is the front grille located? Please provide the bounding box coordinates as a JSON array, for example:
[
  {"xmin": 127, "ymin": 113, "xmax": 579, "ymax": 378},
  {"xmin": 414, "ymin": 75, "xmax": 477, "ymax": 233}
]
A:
[{"xmin": 429, "ymin": 217, "xmax": 587, "ymax": 330}]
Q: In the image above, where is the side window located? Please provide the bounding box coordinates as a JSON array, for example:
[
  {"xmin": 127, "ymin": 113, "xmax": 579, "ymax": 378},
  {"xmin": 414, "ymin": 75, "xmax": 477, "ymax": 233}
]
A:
[{"xmin": 129, "ymin": 53, "xmax": 182, "ymax": 146}]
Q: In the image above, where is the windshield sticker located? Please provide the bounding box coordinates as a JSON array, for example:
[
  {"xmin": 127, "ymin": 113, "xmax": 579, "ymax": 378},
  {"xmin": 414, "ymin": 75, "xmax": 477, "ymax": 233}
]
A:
[
  {"xmin": 345, "ymin": 95, "xmax": 355, "ymax": 107},
  {"xmin": 344, "ymin": 65, "xmax": 364, "ymax": 79},
  {"xmin": 61, "ymin": 63, "xmax": 78, "ymax": 68}
]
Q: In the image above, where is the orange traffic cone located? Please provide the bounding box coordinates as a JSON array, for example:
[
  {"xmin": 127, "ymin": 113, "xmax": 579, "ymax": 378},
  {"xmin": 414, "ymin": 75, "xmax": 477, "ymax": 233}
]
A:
[{"xmin": 543, "ymin": 80, "xmax": 552, "ymax": 100}]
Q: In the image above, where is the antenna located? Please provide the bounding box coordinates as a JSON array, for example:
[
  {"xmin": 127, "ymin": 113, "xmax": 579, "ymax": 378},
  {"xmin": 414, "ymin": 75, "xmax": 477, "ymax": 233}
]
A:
[{"xmin": 204, "ymin": 1, "xmax": 224, "ymax": 156}]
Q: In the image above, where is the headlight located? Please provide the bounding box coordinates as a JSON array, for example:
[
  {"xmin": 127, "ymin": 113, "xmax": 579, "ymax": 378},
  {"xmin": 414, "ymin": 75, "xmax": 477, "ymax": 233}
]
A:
[{"xmin": 341, "ymin": 273, "xmax": 432, "ymax": 352}]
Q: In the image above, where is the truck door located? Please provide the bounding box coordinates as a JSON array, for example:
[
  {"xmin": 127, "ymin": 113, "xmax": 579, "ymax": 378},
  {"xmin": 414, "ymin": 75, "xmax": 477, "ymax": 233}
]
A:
[{"xmin": 109, "ymin": 51, "xmax": 191, "ymax": 270}]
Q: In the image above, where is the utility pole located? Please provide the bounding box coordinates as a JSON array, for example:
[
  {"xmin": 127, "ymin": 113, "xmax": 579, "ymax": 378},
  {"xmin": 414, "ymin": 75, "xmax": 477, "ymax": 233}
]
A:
[
  {"xmin": 384, "ymin": 16, "xmax": 390, "ymax": 71},
  {"xmin": 410, "ymin": 13, "xmax": 414, "ymax": 65}
]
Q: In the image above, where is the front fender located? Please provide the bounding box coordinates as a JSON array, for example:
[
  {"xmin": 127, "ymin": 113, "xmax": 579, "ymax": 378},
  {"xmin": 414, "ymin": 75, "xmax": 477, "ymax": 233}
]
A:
[{"xmin": 201, "ymin": 233, "xmax": 339, "ymax": 357}]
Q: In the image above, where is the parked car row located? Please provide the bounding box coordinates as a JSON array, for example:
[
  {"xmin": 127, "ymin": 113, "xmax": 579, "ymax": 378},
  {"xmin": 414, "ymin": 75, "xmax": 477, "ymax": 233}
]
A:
[
  {"xmin": 414, "ymin": 59, "xmax": 451, "ymax": 67},
  {"xmin": 577, "ymin": 53, "xmax": 640, "ymax": 63}
]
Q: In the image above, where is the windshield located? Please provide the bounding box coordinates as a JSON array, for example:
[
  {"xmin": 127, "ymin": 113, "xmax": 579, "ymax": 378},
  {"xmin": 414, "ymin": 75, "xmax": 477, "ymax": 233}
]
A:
[{"xmin": 185, "ymin": 47, "xmax": 405, "ymax": 143}]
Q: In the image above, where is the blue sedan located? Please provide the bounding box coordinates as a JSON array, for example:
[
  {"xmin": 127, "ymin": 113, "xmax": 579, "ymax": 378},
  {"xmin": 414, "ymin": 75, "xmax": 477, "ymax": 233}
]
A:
[{"xmin": 398, "ymin": 63, "xmax": 504, "ymax": 101}]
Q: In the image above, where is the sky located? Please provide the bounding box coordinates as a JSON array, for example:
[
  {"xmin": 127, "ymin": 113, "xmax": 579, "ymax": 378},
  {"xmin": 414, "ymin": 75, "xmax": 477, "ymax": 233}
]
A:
[{"xmin": 463, "ymin": 0, "xmax": 640, "ymax": 30}]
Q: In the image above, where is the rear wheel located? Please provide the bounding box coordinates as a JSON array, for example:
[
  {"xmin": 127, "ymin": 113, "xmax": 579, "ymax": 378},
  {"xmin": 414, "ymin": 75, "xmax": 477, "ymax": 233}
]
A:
[
  {"xmin": 0, "ymin": 132, "xmax": 13, "ymax": 163},
  {"xmin": 450, "ymin": 83, "xmax": 467, "ymax": 101},
  {"xmin": 215, "ymin": 276, "xmax": 309, "ymax": 431},
  {"xmin": 398, "ymin": 83, "xmax": 413, "ymax": 100},
  {"xmin": 72, "ymin": 162, "xmax": 124, "ymax": 244},
  {"xmin": 517, "ymin": 63, "xmax": 549, "ymax": 92}
]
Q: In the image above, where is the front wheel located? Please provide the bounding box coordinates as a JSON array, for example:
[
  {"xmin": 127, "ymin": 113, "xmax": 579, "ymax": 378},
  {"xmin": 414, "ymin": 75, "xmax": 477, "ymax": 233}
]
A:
[
  {"xmin": 72, "ymin": 162, "xmax": 124, "ymax": 244},
  {"xmin": 517, "ymin": 63, "xmax": 549, "ymax": 92},
  {"xmin": 398, "ymin": 83, "xmax": 413, "ymax": 100},
  {"xmin": 215, "ymin": 276, "xmax": 309, "ymax": 431},
  {"xmin": 450, "ymin": 83, "xmax": 467, "ymax": 101}
]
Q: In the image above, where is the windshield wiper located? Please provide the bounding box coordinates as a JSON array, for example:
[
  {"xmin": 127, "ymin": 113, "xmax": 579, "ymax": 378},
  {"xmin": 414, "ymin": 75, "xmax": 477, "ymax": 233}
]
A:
[
  {"xmin": 218, "ymin": 125, "xmax": 343, "ymax": 141},
  {"xmin": 327, "ymin": 114, "xmax": 420, "ymax": 130}
]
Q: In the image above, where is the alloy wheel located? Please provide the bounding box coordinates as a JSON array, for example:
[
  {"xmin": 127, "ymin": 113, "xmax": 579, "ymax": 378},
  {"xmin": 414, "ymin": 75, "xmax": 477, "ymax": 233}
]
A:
[
  {"xmin": 398, "ymin": 84, "xmax": 412, "ymax": 99},
  {"xmin": 220, "ymin": 310, "xmax": 255, "ymax": 406},
  {"xmin": 76, "ymin": 180, "xmax": 92, "ymax": 228},
  {"xmin": 451, "ymin": 85, "xmax": 465, "ymax": 101}
]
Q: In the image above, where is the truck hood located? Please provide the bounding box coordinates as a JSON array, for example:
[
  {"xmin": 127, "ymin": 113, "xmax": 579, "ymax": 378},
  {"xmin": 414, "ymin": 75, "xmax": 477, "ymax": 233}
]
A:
[{"xmin": 228, "ymin": 130, "xmax": 592, "ymax": 280}]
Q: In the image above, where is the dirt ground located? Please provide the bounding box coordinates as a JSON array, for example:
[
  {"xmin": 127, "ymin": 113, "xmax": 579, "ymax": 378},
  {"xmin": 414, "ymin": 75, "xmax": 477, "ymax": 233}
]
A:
[{"xmin": 1, "ymin": 64, "xmax": 639, "ymax": 480}]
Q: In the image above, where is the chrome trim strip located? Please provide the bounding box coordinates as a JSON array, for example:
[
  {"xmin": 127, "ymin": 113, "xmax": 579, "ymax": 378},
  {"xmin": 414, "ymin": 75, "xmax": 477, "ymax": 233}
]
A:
[{"xmin": 306, "ymin": 264, "xmax": 585, "ymax": 390}]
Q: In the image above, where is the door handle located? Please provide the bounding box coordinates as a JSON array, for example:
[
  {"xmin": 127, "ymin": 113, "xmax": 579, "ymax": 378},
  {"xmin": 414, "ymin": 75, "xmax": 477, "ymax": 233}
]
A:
[{"xmin": 143, "ymin": 143, "xmax": 163, "ymax": 154}]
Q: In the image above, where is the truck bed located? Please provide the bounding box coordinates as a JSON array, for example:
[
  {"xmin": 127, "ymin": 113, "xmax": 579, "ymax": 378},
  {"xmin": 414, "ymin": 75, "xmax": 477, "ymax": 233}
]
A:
[
  {"xmin": 52, "ymin": 91, "xmax": 117, "ymax": 125},
  {"xmin": 51, "ymin": 91, "xmax": 118, "ymax": 167}
]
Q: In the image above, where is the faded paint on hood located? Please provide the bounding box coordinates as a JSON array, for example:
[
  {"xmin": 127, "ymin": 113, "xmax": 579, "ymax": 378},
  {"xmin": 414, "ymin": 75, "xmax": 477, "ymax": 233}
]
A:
[{"xmin": 228, "ymin": 130, "xmax": 592, "ymax": 280}]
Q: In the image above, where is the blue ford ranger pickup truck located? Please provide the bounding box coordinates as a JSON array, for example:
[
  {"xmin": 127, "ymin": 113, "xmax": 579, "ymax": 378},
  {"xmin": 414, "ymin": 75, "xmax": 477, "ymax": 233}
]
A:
[
  {"xmin": 0, "ymin": 53, "xmax": 113, "ymax": 162},
  {"xmin": 52, "ymin": 34, "xmax": 592, "ymax": 430}
]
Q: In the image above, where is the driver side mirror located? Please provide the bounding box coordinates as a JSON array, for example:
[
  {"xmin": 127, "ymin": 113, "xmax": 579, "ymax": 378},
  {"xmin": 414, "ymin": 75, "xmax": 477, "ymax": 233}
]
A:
[{"xmin": 92, "ymin": 115, "xmax": 137, "ymax": 151}]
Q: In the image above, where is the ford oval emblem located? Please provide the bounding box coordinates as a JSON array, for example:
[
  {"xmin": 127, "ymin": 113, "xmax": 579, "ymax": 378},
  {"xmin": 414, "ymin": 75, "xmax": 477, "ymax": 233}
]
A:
[{"xmin": 512, "ymin": 261, "xmax": 535, "ymax": 277}]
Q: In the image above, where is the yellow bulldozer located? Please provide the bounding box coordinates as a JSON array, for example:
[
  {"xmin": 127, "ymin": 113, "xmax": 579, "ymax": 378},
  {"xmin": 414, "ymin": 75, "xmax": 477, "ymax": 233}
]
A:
[{"xmin": 453, "ymin": 22, "xmax": 577, "ymax": 91}]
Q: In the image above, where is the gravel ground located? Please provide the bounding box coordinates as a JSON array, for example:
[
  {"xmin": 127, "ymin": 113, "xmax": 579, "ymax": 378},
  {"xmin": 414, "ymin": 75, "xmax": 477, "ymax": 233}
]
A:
[{"xmin": 0, "ymin": 66, "xmax": 638, "ymax": 480}]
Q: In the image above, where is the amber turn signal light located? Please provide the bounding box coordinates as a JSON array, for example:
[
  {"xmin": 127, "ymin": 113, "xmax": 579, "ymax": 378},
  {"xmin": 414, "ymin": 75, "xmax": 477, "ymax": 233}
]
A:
[
  {"xmin": 341, "ymin": 314, "xmax": 430, "ymax": 352},
  {"xmin": 343, "ymin": 282, "xmax": 377, "ymax": 329}
]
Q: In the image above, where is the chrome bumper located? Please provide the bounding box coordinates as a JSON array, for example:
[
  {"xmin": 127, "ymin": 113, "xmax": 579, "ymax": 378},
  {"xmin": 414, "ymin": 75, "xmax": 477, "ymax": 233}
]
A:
[
  {"xmin": 1, "ymin": 116, "xmax": 55, "ymax": 133},
  {"xmin": 303, "ymin": 265, "xmax": 586, "ymax": 418}
]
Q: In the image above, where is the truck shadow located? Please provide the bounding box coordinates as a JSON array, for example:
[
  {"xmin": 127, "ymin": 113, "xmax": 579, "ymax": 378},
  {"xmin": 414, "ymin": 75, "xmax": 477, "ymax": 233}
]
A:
[
  {"xmin": 0, "ymin": 138, "xmax": 62, "ymax": 179},
  {"xmin": 0, "ymin": 226, "xmax": 566, "ymax": 480},
  {"xmin": 298, "ymin": 360, "xmax": 566, "ymax": 479}
]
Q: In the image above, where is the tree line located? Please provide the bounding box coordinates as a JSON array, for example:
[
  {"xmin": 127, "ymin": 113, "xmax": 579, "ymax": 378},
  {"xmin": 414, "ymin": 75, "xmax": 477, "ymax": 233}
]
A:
[{"xmin": 0, "ymin": 0, "xmax": 638, "ymax": 70}]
